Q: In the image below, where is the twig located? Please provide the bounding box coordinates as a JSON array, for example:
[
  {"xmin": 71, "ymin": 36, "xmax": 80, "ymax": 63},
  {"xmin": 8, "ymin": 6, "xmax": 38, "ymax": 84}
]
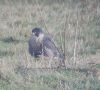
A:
[
  {"xmin": 63, "ymin": 14, "xmax": 68, "ymax": 60},
  {"xmin": 73, "ymin": 13, "xmax": 78, "ymax": 65}
]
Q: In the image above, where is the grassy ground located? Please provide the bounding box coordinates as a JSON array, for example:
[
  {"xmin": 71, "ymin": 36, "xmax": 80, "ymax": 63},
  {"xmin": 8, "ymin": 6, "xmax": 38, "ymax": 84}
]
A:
[{"xmin": 0, "ymin": 0, "xmax": 100, "ymax": 90}]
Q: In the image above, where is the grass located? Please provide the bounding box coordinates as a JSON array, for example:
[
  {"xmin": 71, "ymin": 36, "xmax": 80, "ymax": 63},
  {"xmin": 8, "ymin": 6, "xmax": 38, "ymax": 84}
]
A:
[
  {"xmin": 0, "ymin": 0, "xmax": 100, "ymax": 90},
  {"xmin": 0, "ymin": 69, "xmax": 100, "ymax": 90}
]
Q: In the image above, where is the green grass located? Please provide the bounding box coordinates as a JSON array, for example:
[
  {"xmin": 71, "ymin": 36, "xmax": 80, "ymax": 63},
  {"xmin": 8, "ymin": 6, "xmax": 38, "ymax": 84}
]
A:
[{"xmin": 0, "ymin": 69, "xmax": 100, "ymax": 90}]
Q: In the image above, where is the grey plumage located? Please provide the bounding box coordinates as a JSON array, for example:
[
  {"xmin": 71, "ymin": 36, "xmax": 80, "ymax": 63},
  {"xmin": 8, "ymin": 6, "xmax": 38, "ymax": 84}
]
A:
[{"xmin": 28, "ymin": 28, "xmax": 65, "ymax": 67}]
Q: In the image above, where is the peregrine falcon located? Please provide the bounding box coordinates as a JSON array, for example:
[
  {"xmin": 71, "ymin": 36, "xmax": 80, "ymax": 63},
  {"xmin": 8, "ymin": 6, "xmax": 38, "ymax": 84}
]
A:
[{"xmin": 28, "ymin": 28, "xmax": 65, "ymax": 67}]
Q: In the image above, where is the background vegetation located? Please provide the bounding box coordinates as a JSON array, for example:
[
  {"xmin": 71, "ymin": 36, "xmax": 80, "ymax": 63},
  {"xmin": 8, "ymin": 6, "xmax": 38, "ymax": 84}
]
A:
[{"xmin": 0, "ymin": 0, "xmax": 100, "ymax": 90}]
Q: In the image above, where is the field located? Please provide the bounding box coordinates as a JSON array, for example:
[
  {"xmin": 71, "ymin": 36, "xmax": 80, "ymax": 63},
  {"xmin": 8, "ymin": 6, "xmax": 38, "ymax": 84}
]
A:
[{"xmin": 0, "ymin": 0, "xmax": 100, "ymax": 90}]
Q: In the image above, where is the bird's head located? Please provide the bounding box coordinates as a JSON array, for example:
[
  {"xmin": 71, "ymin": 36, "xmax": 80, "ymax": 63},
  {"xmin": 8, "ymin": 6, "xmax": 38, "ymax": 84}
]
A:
[
  {"xmin": 32, "ymin": 28, "xmax": 43, "ymax": 37},
  {"xmin": 32, "ymin": 28, "xmax": 44, "ymax": 43}
]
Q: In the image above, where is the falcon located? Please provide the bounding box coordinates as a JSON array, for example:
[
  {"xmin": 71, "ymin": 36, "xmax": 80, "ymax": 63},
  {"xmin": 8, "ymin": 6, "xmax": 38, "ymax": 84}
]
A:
[{"xmin": 28, "ymin": 28, "xmax": 65, "ymax": 67}]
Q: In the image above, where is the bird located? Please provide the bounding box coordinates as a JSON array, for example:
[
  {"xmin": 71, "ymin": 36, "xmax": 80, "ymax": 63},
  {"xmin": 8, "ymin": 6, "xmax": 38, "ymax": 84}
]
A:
[{"xmin": 28, "ymin": 28, "xmax": 65, "ymax": 67}]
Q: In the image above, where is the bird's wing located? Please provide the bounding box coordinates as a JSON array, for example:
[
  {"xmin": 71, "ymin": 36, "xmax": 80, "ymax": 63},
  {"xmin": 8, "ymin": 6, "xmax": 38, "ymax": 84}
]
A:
[{"xmin": 43, "ymin": 36, "xmax": 59, "ymax": 56}]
